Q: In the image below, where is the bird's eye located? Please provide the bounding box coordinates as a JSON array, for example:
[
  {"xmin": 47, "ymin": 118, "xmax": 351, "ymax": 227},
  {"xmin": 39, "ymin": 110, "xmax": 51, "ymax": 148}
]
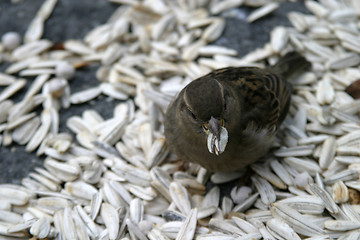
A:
[
  {"xmin": 191, "ymin": 112, "xmax": 197, "ymax": 120},
  {"xmin": 187, "ymin": 108, "xmax": 197, "ymax": 120}
]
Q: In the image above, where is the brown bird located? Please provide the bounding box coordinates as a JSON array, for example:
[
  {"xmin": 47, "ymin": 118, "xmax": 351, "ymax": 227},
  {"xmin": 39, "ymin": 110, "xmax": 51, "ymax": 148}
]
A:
[{"xmin": 164, "ymin": 52, "xmax": 310, "ymax": 172}]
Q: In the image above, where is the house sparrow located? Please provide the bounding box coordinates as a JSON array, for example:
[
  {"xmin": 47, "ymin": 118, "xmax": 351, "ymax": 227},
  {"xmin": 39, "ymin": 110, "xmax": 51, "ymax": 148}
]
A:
[{"xmin": 164, "ymin": 52, "xmax": 310, "ymax": 172}]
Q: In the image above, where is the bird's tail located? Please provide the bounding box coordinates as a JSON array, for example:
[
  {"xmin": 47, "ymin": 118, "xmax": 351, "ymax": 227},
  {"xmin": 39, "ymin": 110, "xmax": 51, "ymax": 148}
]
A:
[{"xmin": 272, "ymin": 51, "xmax": 311, "ymax": 80}]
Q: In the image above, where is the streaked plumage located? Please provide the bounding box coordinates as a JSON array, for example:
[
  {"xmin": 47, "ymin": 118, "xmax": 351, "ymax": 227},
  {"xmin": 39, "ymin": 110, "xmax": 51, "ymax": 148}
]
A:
[{"xmin": 164, "ymin": 52, "xmax": 310, "ymax": 172}]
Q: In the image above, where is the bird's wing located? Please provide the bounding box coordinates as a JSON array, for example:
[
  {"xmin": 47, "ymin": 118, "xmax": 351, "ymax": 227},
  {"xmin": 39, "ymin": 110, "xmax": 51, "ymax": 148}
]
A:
[
  {"xmin": 208, "ymin": 67, "xmax": 291, "ymax": 129},
  {"xmin": 262, "ymin": 71, "xmax": 292, "ymax": 126}
]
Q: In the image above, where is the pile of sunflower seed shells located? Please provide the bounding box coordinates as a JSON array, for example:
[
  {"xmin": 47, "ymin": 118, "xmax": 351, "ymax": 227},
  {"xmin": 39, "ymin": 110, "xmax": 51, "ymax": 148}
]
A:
[{"xmin": 1, "ymin": 0, "xmax": 360, "ymax": 239}]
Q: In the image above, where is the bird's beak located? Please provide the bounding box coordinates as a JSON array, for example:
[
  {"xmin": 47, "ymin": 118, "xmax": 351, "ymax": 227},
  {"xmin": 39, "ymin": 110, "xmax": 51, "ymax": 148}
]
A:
[{"xmin": 205, "ymin": 116, "xmax": 228, "ymax": 155}]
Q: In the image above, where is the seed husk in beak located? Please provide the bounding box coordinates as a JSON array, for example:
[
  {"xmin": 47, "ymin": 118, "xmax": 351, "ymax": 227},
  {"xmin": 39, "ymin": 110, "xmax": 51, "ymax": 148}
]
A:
[{"xmin": 206, "ymin": 116, "xmax": 228, "ymax": 155}]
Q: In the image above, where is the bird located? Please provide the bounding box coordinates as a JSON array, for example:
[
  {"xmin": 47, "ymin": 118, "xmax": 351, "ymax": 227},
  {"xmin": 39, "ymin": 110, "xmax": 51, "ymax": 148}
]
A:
[{"xmin": 164, "ymin": 52, "xmax": 310, "ymax": 172}]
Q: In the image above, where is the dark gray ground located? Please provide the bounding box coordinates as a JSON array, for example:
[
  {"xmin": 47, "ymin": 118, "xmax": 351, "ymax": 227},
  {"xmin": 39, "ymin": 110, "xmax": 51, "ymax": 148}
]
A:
[{"xmin": 0, "ymin": 0, "xmax": 307, "ymax": 185}]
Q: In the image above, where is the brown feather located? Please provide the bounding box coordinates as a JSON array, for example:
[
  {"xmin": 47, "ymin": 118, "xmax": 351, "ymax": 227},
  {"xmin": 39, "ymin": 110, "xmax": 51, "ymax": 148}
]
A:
[{"xmin": 164, "ymin": 52, "xmax": 310, "ymax": 172}]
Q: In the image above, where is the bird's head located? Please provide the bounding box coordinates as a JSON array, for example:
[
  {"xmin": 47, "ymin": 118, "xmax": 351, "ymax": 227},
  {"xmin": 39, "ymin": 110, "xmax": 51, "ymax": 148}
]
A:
[{"xmin": 181, "ymin": 77, "xmax": 229, "ymax": 155}]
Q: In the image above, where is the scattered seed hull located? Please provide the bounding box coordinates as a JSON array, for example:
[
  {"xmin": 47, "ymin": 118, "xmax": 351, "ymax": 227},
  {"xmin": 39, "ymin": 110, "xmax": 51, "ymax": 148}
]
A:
[{"xmin": 1, "ymin": 0, "xmax": 360, "ymax": 239}]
